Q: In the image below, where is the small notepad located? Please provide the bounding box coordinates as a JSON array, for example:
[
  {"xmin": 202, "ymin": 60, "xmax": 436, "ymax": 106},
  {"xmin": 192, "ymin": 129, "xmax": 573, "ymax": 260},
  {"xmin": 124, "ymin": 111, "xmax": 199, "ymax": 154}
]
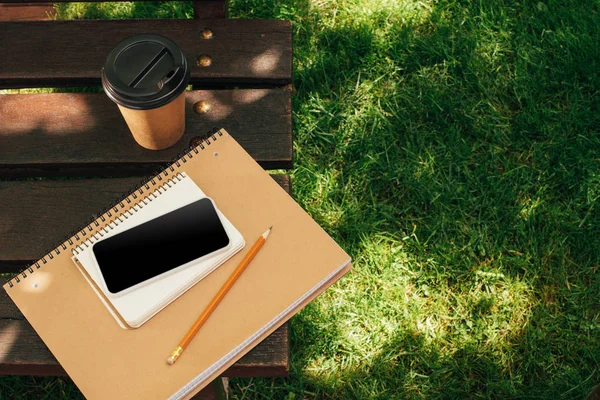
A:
[{"xmin": 71, "ymin": 173, "xmax": 245, "ymax": 329}]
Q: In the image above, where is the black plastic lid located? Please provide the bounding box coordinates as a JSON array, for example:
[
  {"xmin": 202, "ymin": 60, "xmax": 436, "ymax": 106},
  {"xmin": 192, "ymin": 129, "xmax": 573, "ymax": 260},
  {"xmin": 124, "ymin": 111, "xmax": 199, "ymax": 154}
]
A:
[{"xmin": 101, "ymin": 34, "xmax": 191, "ymax": 110}]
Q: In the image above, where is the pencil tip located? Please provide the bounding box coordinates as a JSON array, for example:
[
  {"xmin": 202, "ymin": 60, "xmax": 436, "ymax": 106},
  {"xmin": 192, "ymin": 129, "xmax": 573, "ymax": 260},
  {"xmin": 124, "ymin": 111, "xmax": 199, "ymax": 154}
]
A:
[{"xmin": 263, "ymin": 226, "xmax": 273, "ymax": 239}]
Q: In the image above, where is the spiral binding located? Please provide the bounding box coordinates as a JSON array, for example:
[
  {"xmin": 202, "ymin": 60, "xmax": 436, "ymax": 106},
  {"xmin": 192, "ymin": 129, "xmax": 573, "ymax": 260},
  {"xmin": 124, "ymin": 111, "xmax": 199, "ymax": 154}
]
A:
[
  {"xmin": 71, "ymin": 172, "xmax": 187, "ymax": 257},
  {"xmin": 6, "ymin": 127, "xmax": 224, "ymax": 289}
]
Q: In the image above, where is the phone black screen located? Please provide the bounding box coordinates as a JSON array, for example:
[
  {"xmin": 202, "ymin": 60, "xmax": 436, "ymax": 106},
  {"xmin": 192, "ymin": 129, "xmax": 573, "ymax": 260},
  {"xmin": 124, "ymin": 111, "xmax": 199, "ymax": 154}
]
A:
[{"xmin": 93, "ymin": 198, "xmax": 230, "ymax": 294}]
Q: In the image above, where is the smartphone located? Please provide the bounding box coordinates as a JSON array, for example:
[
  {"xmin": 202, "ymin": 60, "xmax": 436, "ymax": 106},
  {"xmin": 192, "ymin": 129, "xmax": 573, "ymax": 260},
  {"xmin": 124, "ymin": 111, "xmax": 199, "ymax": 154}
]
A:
[{"xmin": 92, "ymin": 198, "xmax": 230, "ymax": 295}]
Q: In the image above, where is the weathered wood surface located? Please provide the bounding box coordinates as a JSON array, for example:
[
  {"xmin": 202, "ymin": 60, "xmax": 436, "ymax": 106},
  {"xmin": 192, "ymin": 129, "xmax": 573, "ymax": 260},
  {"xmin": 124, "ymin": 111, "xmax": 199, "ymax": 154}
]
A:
[
  {"xmin": 0, "ymin": 175, "xmax": 290, "ymax": 269},
  {"xmin": 191, "ymin": 378, "xmax": 228, "ymax": 400},
  {"xmin": 0, "ymin": 3, "xmax": 55, "ymax": 20},
  {"xmin": 0, "ymin": 0, "xmax": 211, "ymax": 2},
  {"xmin": 0, "ymin": 19, "xmax": 292, "ymax": 89},
  {"xmin": 0, "ymin": 175, "xmax": 290, "ymax": 376},
  {"xmin": 0, "ymin": 88, "xmax": 292, "ymax": 177},
  {"xmin": 0, "ymin": 1, "xmax": 224, "ymax": 23},
  {"xmin": 194, "ymin": 0, "xmax": 227, "ymax": 19},
  {"xmin": 0, "ymin": 276, "xmax": 289, "ymax": 377}
]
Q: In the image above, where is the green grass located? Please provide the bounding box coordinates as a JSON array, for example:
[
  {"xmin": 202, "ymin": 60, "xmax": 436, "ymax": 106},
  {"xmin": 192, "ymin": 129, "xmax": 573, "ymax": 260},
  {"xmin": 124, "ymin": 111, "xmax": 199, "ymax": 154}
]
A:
[{"xmin": 2, "ymin": 0, "xmax": 600, "ymax": 398}]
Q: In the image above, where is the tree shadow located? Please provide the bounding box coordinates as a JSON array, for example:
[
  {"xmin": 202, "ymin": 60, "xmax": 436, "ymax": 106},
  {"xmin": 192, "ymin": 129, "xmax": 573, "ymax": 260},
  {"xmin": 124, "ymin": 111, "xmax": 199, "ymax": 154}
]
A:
[{"xmin": 230, "ymin": 0, "xmax": 600, "ymax": 398}]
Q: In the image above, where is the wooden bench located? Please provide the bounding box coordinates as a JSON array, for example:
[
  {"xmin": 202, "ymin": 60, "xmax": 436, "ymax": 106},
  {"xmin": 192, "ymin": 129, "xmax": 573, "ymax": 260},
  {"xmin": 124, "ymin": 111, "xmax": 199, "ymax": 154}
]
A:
[{"xmin": 0, "ymin": 1, "xmax": 292, "ymax": 398}]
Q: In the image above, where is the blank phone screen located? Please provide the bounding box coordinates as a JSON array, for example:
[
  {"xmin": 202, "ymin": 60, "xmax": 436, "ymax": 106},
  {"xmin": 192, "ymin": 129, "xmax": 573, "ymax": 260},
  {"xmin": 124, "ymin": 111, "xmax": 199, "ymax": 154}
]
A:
[{"xmin": 93, "ymin": 198, "xmax": 230, "ymax": 294}]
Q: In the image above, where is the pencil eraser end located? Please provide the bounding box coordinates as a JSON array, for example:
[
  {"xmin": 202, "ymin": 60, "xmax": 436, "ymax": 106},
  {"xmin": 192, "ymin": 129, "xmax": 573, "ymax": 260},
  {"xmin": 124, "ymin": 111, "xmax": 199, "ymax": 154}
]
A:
[{"xmin": 167, "ymin": 346, "xmax": 183, "ymax": 365}]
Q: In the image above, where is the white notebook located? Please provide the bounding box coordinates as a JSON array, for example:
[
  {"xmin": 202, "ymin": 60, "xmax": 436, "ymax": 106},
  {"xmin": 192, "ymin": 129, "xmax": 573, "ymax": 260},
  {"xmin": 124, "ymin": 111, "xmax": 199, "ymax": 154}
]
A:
[{"xmin": 71, "ymin": 172, "xmax": 245, "ymax": 329}]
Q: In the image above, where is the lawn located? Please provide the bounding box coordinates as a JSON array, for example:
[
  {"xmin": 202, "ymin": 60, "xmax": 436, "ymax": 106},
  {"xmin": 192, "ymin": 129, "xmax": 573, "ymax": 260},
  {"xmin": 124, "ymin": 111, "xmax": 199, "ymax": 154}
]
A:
[{"xmin": 2, "ymin": 0, "xmax": 600, "ymax": 398}]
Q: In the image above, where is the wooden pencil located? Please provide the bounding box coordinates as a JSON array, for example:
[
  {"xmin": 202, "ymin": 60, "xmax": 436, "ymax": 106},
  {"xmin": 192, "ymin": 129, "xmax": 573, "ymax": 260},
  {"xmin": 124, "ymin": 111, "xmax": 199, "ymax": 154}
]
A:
[{"xmin": 167, "ymin": 226, "xmax": 273, "ymax": 365}]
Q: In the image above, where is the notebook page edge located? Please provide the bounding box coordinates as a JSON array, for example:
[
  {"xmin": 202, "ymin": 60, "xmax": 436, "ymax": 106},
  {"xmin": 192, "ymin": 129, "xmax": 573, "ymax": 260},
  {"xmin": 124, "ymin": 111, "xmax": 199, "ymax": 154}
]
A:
[{"xmin": 173, "ymin": 258, "xmax": 352, "ymax": 400}]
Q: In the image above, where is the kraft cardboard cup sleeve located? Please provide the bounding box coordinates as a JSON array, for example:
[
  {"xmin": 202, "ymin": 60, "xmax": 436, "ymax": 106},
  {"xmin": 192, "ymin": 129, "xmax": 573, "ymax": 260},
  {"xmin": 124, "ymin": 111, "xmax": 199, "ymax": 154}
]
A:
[{"xmin": 101, "ymin": 34, "xmax": 191, "ymax": 150}]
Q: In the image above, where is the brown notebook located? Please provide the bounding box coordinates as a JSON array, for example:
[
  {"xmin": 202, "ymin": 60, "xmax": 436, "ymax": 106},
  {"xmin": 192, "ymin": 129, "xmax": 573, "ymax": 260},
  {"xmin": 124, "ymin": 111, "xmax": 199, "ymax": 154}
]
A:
[{"xmin": 3, "ymin": 129, "xmax": 352, "ymax": 400}]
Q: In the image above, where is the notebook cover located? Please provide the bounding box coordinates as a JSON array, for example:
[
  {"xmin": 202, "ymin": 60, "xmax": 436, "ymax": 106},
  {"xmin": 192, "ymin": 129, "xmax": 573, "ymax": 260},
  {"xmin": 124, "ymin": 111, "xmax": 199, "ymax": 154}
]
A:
[{"xmin": 4, "ymin": 130, "xmax": 351, "ymax": 400}]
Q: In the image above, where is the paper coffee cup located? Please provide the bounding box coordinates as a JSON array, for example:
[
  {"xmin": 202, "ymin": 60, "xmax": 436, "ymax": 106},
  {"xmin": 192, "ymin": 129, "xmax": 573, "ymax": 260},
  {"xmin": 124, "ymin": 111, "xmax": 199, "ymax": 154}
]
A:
[{"xmin": 101, "ymin": 34, "xmax": 191, "ymax": 150}]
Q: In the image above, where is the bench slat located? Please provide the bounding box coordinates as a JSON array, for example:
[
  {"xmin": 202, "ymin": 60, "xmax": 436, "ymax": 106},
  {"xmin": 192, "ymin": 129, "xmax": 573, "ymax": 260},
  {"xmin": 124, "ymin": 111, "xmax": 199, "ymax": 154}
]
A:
[
  {"xmin": 0, "ymin": 19, "xmax": 292, "ymax": 88},
  {"xmin": 0, "ymin": 173, "xmax": 291, "ymax": 377},
  {"xmin": 0, "ymin": 3, "xmax": 55, "ymax": 20},
  {"xmin": 0, "ymin": 88, "xmax": 292, "ymax": 177},
  {"xmin": 0, "ymin": 0, "xmax": 199, "ymax": 2},
  {"xmin": 194, "ymin": 0, "xmax": 227, "ymax": 18},
  {"xmin": 0, "ymin": 277, "xmax": 289, "ymax": 377},
  {"xmin": 0, "ymin": 319, "xmax": 288, "ymax": 377},
  {"xmin": 0, "ymin": 175, "xmax": 290, "ymax": 270}
]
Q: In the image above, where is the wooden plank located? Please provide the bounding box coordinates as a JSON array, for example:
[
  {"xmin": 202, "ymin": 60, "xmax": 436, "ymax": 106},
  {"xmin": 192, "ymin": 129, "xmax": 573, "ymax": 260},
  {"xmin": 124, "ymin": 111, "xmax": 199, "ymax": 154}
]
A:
[
  {"xmin": 0, "ymin": 3, "xmax": 55, "ymax": 20},
  {"xmin": 0, "ymin": 175, "xmax": 290, "ymax": 270},
  {"xmin": 0, "ymin": 87, "xmax": 292, "ymax": 177},
  {"xmin": 0, "ymin": 318, "xmax": 289, "ymax": 377},
  {"xmin": 0, "ymin": 280, "xmax": 289, "ymax": 377},
  {"xmin": 191, "ymin": 378, "xmax": 228, "ymax": 400},
  {"xmin": 0, "ymin": 19, "xmax": 292, "ymax": 89},
  {"xmin": 0, "ymin": 0, "xmax": 197, "ymax": 2},
  {"xmin": 193, "ymin": 0, "xmax": 227, "ymax": 18},
  {"xmin": 0, "ymin": 176, "xmax": 291, "ymax": 377},
  {"xmin": 0, "ymin": 278, "xmax": 29, "ymax": 319}
]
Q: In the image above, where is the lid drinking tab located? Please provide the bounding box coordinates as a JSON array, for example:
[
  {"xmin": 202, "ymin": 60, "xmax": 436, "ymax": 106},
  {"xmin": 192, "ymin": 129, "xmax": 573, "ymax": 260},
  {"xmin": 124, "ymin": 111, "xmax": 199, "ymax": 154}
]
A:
[{"xmin": 101, "ymin": 34, "xmax": 191, "ymax": 110}]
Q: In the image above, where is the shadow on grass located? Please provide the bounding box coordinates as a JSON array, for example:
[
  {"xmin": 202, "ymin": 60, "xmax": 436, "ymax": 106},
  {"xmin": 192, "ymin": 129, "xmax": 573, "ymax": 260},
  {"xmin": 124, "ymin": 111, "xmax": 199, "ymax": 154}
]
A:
[
  {"xmin": 0, "ymin": 376, "xmax": 83, "ymax": 400},
  {"xmin": 230, "ymin": 0, "xmax": 600, "ymax": 399}
]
